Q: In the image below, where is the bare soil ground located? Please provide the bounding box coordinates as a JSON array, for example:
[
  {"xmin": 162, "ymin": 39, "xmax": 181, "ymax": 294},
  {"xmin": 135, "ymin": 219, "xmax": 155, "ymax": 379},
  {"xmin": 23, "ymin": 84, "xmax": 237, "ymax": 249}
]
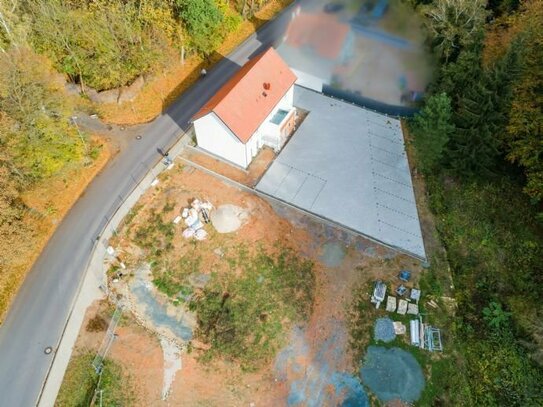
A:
[
  {"xmin": 180, "ymin": 146, "xmax": 276, "ymax": 188},
  {"xmin": 67, "ymin": 157, "xmax": 427, "ymax": 406}
]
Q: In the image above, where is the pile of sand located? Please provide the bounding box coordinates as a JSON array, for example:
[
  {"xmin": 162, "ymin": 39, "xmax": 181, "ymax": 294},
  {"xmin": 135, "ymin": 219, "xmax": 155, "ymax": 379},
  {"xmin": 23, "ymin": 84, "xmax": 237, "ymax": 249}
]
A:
[{"xmin": 211, "ymin": 204, "xmax": 249, "ymax": 233}]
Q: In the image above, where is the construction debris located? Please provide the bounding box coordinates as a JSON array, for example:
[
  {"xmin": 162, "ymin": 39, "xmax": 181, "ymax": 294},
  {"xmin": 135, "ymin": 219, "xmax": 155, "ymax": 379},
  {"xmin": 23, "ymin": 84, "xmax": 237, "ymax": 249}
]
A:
[
  {"xmin": 424, "ymin": 326, "xmax": 443, "ymax": 352},
  {"xmin": 393, "ymin": 321, "xmax": 406, "ymax": 335},
  {"xmin": 410, "ymin": 319, "xmax": 420, "ymax": 346},
  {"xmin": 407, "ymin": 303, "xmax": 419, "ymax": 315},
  {"xmin": 179, "ymin": 198, "xmax": 213, "ymax": 240},
  {"xmin": 410, "ymin": 288, "xmax": 421, "ymax": 303},
  {"xmin": 426, "ymin": 299, "xmax": 438, "ymax": 309},
  {"xmin": 371, "ymin": 280, "xmax": 387, "ymax": 309},
  {"xmin": 396, "ymin": 284, "xmax": 408, "ymax": 296},
  {"xmin": 191, "ymin": 199, "xmax": 212, "ymax": 223},
  {"xmin": 386, "ymin": 296, "xmax": 397, "ymax": 312},
  {"xmin": 194, "ymin": 229, "xmax": 208, "ymax": 241},
  {"xmin": 408, "ymin": 316, "xmax": 444, "ymax": 352},
  {"xmin": 182, "ymin": 228, "xmax": 195, "ymax": 239},
  {"xmin": 397, "ymin": 299, "xmax": 408, "ymax": 315},
  {"xmin": 374, "ymin": 317, "xmax": 396, "ymax": 343},
  {"xmin": 399, "ymin": 270, "xmax": 411, "ymax": 282}
]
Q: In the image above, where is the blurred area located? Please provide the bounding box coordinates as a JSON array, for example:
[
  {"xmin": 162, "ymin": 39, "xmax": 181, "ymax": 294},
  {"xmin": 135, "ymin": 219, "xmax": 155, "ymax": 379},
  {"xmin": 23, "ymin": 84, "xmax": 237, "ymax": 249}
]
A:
[{"xmin": 275, "ymin": 0, "xmax": 435, "ymax": 108}]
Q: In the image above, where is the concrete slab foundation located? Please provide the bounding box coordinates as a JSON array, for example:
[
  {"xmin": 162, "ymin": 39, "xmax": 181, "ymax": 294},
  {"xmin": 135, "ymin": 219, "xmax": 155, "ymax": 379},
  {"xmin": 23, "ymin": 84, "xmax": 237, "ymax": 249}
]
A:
[{"xmin": 256, "ymin": 86, "xmax": 425, "ymax": 259}]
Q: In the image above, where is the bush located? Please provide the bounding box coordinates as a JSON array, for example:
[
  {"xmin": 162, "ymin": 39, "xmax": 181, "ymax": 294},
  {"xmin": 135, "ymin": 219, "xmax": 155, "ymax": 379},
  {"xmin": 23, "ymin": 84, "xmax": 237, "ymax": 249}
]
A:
[
  {"xmin": 86, "ymin": 315, "xmax": 108, "ymax": 332},
  {"xmin": 176, "ymin": 0, "xmax": 224, "ymax": 54},
  {"xmin": 465, "ymin": 334, "xmax": 543, "ymax": 406}
]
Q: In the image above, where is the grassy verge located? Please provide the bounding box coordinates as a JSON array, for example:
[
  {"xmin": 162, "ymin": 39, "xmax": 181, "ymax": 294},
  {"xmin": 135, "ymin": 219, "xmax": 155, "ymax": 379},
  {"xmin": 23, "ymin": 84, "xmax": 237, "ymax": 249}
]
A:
[
  {"xmin": 56, "ymin": 351, "xmax": 134, "ymax": 407},
  {"xmin": 98, "ymin": 0, "xmax": 293, "ymax": 125},
  {"xmin": 0, "ymin": 138, "xmax": 111, "ymax": 323}
]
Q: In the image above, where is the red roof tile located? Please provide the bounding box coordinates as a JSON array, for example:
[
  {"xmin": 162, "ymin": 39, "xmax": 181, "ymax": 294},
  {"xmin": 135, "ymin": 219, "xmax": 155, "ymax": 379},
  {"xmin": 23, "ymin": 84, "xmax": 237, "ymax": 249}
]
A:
[{"xmin": 192, "ymin": 48, "xmax": 297, "ymax": 144}]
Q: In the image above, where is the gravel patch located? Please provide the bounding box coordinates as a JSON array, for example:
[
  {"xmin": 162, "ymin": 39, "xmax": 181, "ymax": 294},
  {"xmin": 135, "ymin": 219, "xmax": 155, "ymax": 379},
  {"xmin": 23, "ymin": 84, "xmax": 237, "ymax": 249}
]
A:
[{"xmin": 374, "ymin": 317, "xmax": 396, "ymax": 343}]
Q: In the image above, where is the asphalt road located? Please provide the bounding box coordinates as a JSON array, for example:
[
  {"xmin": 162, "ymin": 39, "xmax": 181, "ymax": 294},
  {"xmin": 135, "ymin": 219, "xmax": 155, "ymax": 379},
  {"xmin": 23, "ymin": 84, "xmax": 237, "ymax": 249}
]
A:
[{"xmin": 0, "ymin": 5, "xmax": 295, "ymax": 406}]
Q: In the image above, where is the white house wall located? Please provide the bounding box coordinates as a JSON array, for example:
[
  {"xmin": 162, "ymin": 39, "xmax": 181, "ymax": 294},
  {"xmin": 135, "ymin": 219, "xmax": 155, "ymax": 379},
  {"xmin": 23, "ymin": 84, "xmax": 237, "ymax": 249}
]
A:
[
  {"xmin": 193, "ymin": 112, "xmax": 248, "ymax": 168},
  {"xmin": 255, "ymin": 85, "xmax": 295, "ymax": 150},
  {"xmin": 244, "ymin": 132, "xmax": 260, "ymax": 166},
  {"xmin": 194, "ymin": 85, "xmax": 295, "ymax": 168},
  {"xmin": 278, "ymin": 85, "xmax": 294, "ymax": 110}
]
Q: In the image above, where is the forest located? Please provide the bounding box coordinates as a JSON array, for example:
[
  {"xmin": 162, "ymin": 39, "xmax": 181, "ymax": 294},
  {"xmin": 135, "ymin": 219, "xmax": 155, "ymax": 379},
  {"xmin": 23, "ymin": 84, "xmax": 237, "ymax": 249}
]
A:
[
  {"xmin": 0, "ymin": 0, "xmax": 542, "ymax": 404},
  {"xmin": 410, "ymin": 0, "xmax": 543, "ymax": 404}
]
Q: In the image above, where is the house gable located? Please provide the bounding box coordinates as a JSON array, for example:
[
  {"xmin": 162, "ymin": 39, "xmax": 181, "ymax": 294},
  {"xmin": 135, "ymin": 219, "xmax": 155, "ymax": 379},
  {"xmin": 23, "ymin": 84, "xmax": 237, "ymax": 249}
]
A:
[
  {"xmin": 193, "ymin": 112, "xmax": 249, "ymax": 168},
  {"xmin": 192, "ymin": 48, "xmax": 297, "ymax": 144}
]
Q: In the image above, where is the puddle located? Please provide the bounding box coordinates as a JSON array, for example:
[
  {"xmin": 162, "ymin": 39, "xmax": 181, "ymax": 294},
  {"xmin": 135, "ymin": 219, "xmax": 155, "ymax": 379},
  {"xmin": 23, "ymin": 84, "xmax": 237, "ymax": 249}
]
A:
[
  {"xmin": 128, "ymin": 264, "xmax": 193, "ymax": 341},
  {"xmin": 320, "ymin": 241, "xmax": 346, "ymax": 267}
]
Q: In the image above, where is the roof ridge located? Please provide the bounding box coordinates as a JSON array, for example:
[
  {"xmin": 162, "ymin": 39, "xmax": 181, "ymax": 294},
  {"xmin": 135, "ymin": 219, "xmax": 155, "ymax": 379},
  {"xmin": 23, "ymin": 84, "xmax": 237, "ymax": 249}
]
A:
[{"xmin": 213, "ymin": 51, "xmax": 269, "ymax": 106}]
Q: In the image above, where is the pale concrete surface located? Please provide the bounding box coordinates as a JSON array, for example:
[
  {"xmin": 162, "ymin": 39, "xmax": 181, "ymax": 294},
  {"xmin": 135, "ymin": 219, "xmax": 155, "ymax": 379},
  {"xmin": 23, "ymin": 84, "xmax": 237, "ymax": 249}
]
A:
[{"xmin": 257, "ymin": 86, "xmax": 425, "ymax": 259}]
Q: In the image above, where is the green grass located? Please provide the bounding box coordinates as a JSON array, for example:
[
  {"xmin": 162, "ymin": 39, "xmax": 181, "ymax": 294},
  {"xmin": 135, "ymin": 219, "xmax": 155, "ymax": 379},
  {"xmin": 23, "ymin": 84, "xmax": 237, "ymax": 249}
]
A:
[
  {"xmin": 190, "ymin": 246, "xmax": 315, "ymax": 369},
  {"xmin": 152, "ymin": 255, "xmax": 201, "ymax": 300},
  {"xmin": 56, "ymin": 352, "xmax": 97, "ymax": 407},
  {"xmin": 56, "ymin": 351, "xmax": 134, "ymax": 407},
  {"xmin": 133, "ymin": 209, "xmax": 175, "ymax": 253}
]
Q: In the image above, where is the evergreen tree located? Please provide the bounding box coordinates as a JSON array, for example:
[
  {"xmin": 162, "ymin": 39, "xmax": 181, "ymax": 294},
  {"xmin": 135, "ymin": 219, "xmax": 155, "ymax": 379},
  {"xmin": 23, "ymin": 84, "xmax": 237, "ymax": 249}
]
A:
[
  {"xmin": 410, "ymin": 92, "xmax": 455, "ymax": 174},
  {"xmin": 446, "ymin": 63, "xmax": 502, "ymax": 177},
  {"xmin": 434, "ymin": 39, "xmax": 484, "ymax": 108},
  {"xmin": 441, "ymin": 35, "xmax": 522, "ymax": 179},
  {"xmin": 488, "ymin": 37, "xmax": 523, "ymax": 144}
]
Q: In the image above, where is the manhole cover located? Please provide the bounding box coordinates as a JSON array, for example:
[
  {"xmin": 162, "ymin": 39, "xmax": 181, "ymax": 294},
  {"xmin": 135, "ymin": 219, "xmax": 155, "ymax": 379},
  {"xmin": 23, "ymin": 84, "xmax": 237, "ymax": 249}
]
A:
[{"xmin": 44, "ymin": 346, "xmax": 53, "ymax": 355}]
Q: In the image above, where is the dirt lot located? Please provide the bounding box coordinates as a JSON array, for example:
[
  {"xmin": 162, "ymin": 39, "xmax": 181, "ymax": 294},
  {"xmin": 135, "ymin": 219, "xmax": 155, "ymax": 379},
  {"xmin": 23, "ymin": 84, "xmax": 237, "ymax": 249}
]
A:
[
  {"xmin": 180, "ymin": 145, "xmax": 276, "ymax": 188},
  {"xmin": 66, "ymin": 160, "xmax": 426, "ymax": 406}
]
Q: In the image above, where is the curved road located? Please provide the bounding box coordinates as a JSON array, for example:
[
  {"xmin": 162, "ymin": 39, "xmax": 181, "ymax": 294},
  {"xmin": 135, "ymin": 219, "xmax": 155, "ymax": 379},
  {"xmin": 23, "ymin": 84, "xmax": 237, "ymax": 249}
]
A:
[{"xmin": 0, "ymin": 5, "xmax": 295, "ymax": 406}]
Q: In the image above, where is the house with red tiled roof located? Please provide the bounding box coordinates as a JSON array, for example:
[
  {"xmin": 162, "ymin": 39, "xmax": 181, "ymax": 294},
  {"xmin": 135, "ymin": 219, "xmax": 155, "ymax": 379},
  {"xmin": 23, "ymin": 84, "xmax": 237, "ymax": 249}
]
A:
[{"xmin": 192, "ymin": 48, "xmax": 298, "ymax": 168}]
